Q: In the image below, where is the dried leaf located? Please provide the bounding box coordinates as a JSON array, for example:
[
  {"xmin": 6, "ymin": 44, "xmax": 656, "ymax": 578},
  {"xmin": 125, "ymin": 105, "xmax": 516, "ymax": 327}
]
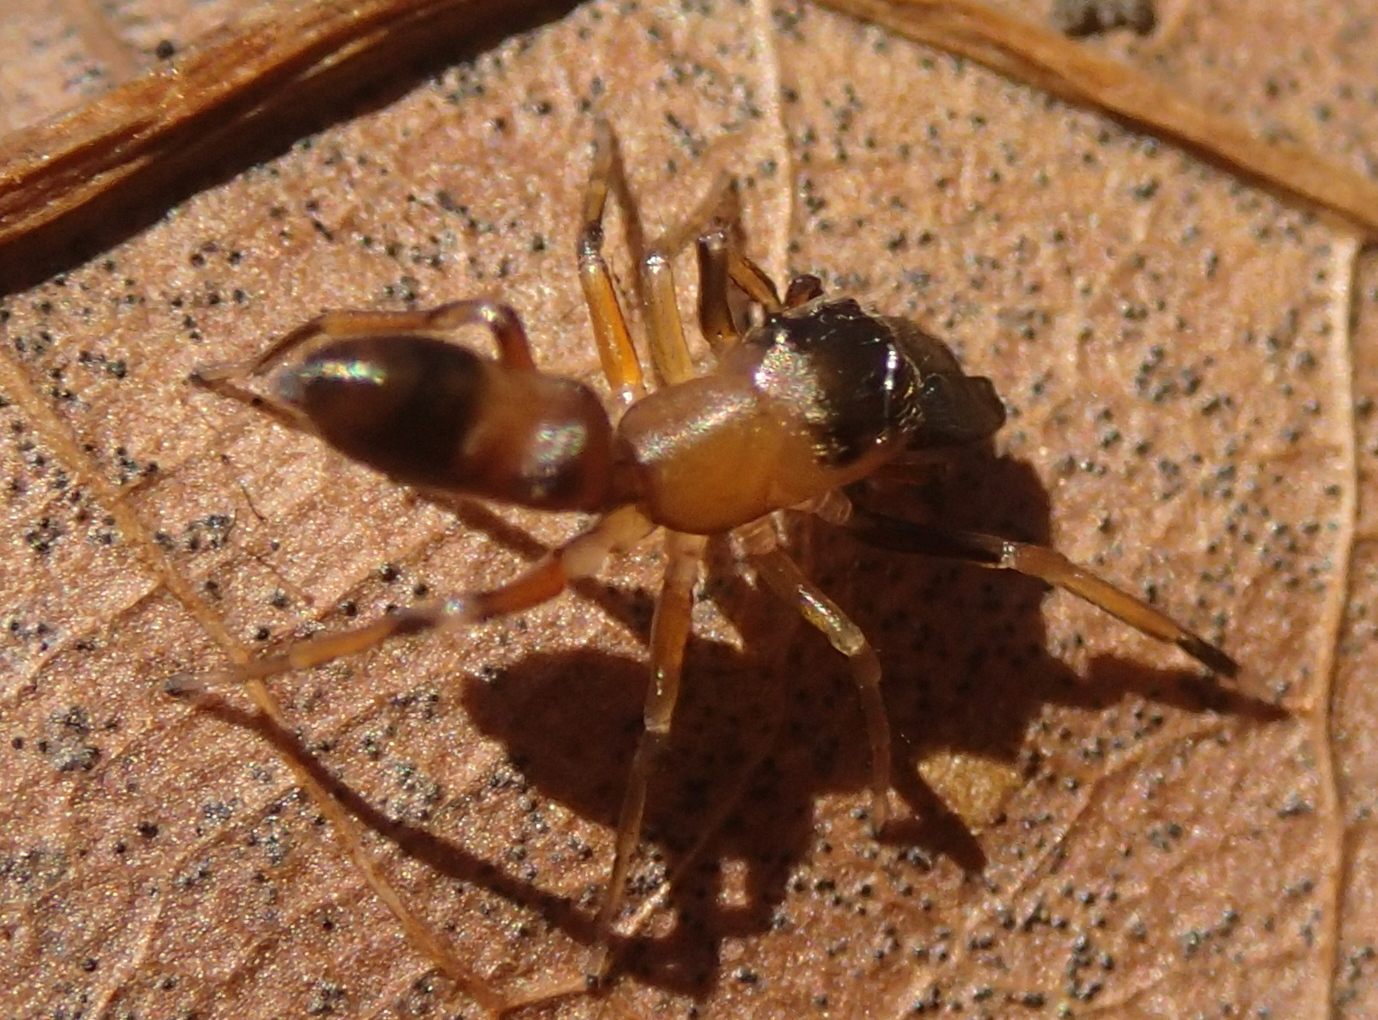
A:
[{"xmin": 2, "ymin": 2, "xmax": 1372, "ymax": 1018}]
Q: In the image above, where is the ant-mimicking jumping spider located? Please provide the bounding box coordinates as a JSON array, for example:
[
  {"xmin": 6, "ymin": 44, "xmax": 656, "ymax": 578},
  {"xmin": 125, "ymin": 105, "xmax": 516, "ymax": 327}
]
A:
[{"xmin": 176, "ymin": 122, "xmax": 1238, "ymax": 1008}]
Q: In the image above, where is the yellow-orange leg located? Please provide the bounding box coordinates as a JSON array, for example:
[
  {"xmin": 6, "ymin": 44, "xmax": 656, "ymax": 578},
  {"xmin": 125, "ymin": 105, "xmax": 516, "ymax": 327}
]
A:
[
  {"xmin": 694, "ymin": 224, "xmax": 795, "ymax": 354},
  {"xmin": 578, "ymin": 122, "xmax": 646, "ymax": 407},
  {"xmin": 748, "ymin": 545, "xmax": 893, "ymax": 831},
  {"xmin": 586, "ymin": 529, "xmax": 707, "ymax": 979},
  {"xmin": 836, "ymin": 507, "xmax": 1239, "ymax": 677},
  {"xmin": 648, "ymin": 179, "xmax": 785, "ymax": 369},
  {"xmin": 692, "ymin": 222, "xmax": 742, "ymax": 352},
  {"xmin": 692, "ymin": 209, "xmax": 788, "ymax": 353},
  {"xmin": 701, "ymin": 232, "xmax": 783, "ymax": 316},
  {"xmin": 583, "ymin": 123, "xmax": 789, "ymax": 380},
  {"xmin": 636, "ymin": 186, "xmax": 735, "ymax": 385},
  {"xmin": 165, "ymin": 506, "xmax": 656, "ymax": 696}
]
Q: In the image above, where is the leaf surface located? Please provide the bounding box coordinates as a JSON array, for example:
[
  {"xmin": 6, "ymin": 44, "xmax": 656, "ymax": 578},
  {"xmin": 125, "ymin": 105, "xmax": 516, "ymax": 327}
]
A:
[{"xmin": 1, "ymin": 2, "xmax": 1373, "ymax": 1017}]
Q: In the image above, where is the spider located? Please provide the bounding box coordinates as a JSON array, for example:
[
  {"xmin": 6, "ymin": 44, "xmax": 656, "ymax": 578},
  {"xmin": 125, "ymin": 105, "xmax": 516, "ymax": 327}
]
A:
[{"xmin": 180, "ymin": 122, "xmax": 1238, "ymax": 1009}]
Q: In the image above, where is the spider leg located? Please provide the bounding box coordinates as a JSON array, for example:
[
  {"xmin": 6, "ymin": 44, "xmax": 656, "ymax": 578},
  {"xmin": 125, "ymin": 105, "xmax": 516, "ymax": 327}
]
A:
[
  {"xmin": 698, "ymin": 225, "xmax": 782, "ymax": 314},
  {"xmin": 640, "ymin": 189, "xmax": 730, "ymax": 384},
  {"xmin": 693, "ymin": 209, "xmax": 786, "ymax": 351},
  {"xmin": 166, "ymin": 505, "xmax": 656, "ymax": 694},
  {"xmin": 674, "ymin": 180, "xmax": 788, "ymax": 356},
  {"xmin": 579, "ymin": 121, "xmax": 646, "ymax": 406},
  {"xmin": 747, "ymin": 541, "xmax": 892, "ymax": 830},
  {"xmin": 692, "ymin": 220, "xmax": 742, "ymax": 352},
  {"xmin": 642, "ymin": 171, "xmax": 790, "ymax": 379},
  {"xmin": 835, "ymin": 505, "xmax": 1239, "ymax": 677},
  {"xmin": 587, "ymin": 529, "xmax": 707, "ymax": 978}
]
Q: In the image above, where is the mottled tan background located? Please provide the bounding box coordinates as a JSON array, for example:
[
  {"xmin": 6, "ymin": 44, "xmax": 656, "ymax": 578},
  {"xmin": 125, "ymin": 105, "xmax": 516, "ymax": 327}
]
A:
[{"xmin": 2, "ymin": 1, "xmax": 1376, "ymax": 1017}]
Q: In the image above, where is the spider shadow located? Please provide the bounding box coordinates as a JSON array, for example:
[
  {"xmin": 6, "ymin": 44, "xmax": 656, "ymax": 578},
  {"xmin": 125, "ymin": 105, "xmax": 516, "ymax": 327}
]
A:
[
  {"xmin": 823, "ymin": 448, "xmax": 1281, "ymax": 847},
  {"xmin": 193, "ymin": 445, "xmax": 1278, "ymax": 1003},
  {"xmin": 455, "ymin": 445, "xmax": 1280, "ymax": 998}
]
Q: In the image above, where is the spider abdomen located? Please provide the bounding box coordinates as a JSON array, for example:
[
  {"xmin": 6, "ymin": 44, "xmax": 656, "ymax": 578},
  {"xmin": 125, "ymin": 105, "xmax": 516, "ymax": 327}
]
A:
[{"xmin": 278, "ymin": 334, "xmax": 619, "ymax": 512}]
